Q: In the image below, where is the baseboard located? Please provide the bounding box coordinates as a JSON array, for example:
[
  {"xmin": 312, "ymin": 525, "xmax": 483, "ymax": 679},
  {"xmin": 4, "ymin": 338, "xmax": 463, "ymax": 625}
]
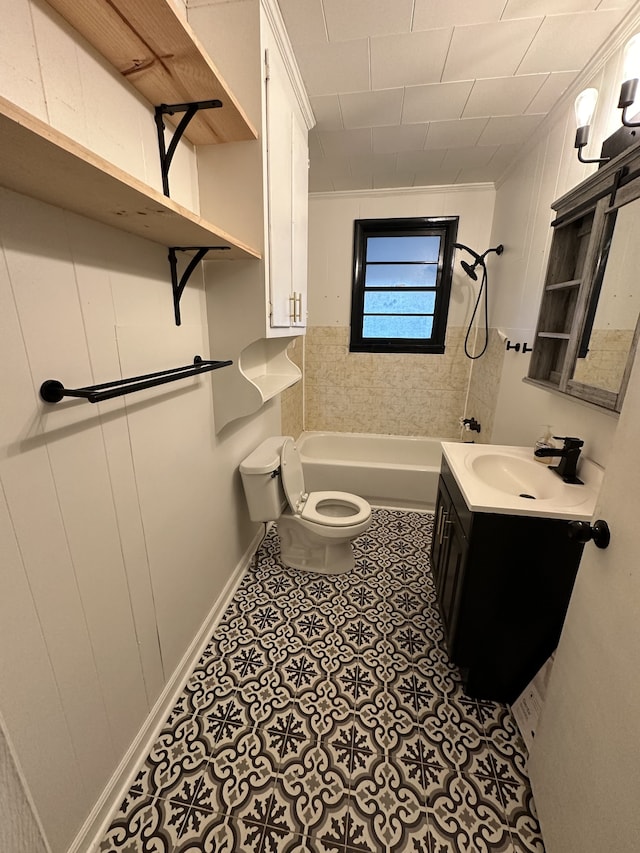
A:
[
  {"xmin": 369, "ymin": 502, "xmax": 435, "ymax": 514},
  {"xmin": 68, "ymin": 528, "xmax": 262, "ymax": 853}
]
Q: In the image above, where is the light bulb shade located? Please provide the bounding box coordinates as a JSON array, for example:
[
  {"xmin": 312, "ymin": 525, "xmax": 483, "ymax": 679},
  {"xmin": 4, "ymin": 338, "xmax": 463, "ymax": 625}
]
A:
[
  {"xmin": 574, "ymin": 88, "xmax": 598, "ymax": 130},
  {"xmin": 623, "ymin": 33, "xmax": 640, "ymax": 84}
]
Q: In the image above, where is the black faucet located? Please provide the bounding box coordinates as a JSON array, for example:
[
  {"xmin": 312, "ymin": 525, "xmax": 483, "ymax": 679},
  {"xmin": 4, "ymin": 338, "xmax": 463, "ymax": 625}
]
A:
[{"xmin": 534, "ymin": 436, "xmax": 584, "ymax": 484}]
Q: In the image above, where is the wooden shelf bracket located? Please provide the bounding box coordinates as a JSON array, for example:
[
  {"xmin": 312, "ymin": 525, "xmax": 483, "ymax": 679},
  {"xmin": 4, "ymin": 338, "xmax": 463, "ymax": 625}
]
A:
[
  {"xmin": 169, "ymin": 246, "xmax": 229, "ymax": 325},
  {"xmin": 155, "ymin": 100, "xmax": 222, "ymax": 196}
]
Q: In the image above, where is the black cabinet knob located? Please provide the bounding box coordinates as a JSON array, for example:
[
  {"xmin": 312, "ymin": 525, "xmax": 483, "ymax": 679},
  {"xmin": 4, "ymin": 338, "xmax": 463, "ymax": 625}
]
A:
[{"xmin": 567, "ymin": 519, "xmax": 611, "ymax": 549}]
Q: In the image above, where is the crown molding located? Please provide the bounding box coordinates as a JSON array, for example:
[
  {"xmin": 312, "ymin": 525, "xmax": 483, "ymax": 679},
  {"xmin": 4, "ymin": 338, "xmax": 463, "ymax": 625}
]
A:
[
  {"xmin": 310, "ymin": 182, "xmax": 496, "ymax": 200},
  {"xmin": 261, "ymin": 0, "xmax": 315, "ymax": 130}
]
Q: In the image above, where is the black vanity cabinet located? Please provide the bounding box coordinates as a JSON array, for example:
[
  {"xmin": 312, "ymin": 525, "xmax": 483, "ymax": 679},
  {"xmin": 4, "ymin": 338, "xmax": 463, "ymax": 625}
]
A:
[{"xmin": 431, "ymin": 457, "xmax": 585, "ymax": 703}]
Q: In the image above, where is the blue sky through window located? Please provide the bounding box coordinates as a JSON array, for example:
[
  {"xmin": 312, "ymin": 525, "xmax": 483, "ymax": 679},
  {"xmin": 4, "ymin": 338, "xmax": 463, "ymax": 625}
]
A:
[
  {"xmin": 363, "ymin": 291, "xmax": 435, "ymax": 315},
  {"xmin": 362, "ymin": 234, "xmax": 440, "ymax": 339},
  {"xmin": 363, "ymin": 315, "xmax": 434, "ymax": 338},
  {"xmin": 364, "ymin": 264, "xmax": 438, "ymax": 287},
  {"xmin": 366, "ymin": 236, "xmax": 440, "ymax": 263}
]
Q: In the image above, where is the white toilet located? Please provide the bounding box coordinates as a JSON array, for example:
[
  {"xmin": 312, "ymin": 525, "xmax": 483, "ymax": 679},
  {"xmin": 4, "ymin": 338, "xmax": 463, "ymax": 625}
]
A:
[{"xmin": 240, "ymin": 436, "xmax": 372, "ymax": 574}]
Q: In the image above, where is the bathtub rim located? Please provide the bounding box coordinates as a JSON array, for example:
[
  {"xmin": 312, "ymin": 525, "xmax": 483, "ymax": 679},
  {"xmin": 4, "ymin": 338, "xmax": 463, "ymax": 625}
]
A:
[{"xmin": 297, "ymin": 430, "xmax": 448, "ymax": 511}]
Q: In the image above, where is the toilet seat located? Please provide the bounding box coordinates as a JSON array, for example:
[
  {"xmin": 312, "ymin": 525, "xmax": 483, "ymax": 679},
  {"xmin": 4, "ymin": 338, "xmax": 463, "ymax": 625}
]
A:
[
  {"xmin": 300, "ymin": 491, "xmax": 371, "ymax": 527},
  {"xmin": 281, "ymin": 438, "xmax": 371, "ymax": 528}
]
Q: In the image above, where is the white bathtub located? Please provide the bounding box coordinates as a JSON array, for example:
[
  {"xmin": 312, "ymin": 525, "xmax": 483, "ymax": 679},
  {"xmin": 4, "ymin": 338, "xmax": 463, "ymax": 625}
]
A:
[{"xmin": 297, "ymin": 431, "xmax": 446, "ymax": 510}]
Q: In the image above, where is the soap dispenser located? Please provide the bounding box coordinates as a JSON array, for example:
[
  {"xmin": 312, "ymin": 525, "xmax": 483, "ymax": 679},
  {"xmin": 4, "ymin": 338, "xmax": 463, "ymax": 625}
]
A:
[{"xmin": 534, "ymin": 426, "xmax": 555, "ymax": 464}]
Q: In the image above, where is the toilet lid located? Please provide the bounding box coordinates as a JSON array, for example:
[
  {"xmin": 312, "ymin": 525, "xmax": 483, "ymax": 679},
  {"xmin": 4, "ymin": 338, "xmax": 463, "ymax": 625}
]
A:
[{"xmin": 281, "ymin": 437, "xmax": 306, "ymax": 513}]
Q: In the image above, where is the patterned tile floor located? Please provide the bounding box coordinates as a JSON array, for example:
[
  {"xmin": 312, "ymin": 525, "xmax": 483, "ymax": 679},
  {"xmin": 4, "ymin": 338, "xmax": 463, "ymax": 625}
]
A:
[{"xmin": 97, "ymin": 509, "xmax": 545, "ymax": 853}]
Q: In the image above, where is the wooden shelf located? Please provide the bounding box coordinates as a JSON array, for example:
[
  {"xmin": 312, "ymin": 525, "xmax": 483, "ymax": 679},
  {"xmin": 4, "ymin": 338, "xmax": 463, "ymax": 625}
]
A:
[
  {"xmin": 523, "ymin": 376, "xmax": 561, "ymax": 393},
  {"xmin": 537, "ymin": 332, "xmax": 571, "ymax": 340},
  {"xmin": 44, "ymin": 0, "xmax": 257, "ymax": 145},
  {"xmin": 0, "ymin": 96, "xmax": 261, "ymax": 258}
]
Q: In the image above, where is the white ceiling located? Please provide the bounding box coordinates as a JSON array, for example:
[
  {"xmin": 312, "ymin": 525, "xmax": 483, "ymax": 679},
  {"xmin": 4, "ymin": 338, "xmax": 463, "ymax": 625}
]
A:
[{"xmin": 276, "ymin": 0, "xmax": 638, "ymax": 192}]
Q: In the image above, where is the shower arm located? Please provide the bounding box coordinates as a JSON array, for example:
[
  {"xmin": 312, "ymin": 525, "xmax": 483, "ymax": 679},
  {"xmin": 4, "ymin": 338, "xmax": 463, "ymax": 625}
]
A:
[
  {"xmin": 454, "ymin": 242, "xmax": 504, "ymax": 280},
  {"xmin": 480, "ymin": 243, "xmax": 504, "ymax": 262},
  {"xmin": 454, "ymin": 242, "xmax": 504, "ymax": 265},
  {"xmin": 454, "ymin": 242, "xmax": 483, "ymax": 264}
]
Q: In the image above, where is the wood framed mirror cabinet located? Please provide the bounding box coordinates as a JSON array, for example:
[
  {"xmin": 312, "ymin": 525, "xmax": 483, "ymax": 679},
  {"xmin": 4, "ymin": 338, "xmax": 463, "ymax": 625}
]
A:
[{"xmin": 526, "ymin": 139, "xmax": 640, "ymax": 413}]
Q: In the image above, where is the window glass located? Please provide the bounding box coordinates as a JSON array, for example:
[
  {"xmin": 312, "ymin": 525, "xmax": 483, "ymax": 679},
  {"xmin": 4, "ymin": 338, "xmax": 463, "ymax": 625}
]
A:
[
  {"xmin": 366, "ymin": 235, "xmax": 441, "ymax": 263},
  {"xmin": 363, "ymin": 291, "xmax": 436, "ymax": 315},
  {"xmin": 363, "ymin": 315, "xmax": 434, "ymax": 339},
  {"xmin": 364, "ymin": 263, "xmax": 438, "ymax": 288},
  {"xmin": 350, "ymin": 217, "xmax": 458, "ymax": 354}
]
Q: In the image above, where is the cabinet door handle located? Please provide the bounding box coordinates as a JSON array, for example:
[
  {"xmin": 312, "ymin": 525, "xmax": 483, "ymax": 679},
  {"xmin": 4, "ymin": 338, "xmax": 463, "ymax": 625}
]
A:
[
  {"xmin": 441, "ymin": 516, "xmax": 453, "ymax": 542},
  {"xmin": 290, "ymin": 292, "xmax": 303, "ymax": 323},
  {"xmin": 439, "ymin": 510, "xmax": 449, "ymax": 544}
]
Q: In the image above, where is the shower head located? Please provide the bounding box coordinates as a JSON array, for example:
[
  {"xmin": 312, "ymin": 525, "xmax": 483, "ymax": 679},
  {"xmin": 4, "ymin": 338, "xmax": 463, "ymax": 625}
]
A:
[
  {"xmin": 454, "ymin": 242, "xmax": 482, "ymax": 280},
  {"xmin": 460, "ymin": 260, "xmax": 479, "ymax": 281}
]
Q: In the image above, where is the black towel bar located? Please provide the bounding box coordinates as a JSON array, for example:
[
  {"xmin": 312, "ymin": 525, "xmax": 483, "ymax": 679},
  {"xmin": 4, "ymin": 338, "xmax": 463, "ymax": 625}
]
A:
[{"xmin": 39, "ymin": 356, "xmax": 231, "ymax": 404}]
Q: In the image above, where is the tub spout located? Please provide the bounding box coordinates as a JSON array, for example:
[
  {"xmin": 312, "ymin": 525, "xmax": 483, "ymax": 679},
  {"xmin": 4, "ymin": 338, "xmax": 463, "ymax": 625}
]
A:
[{"xmin": 462, "ymin": 417, "xmax": 481, "ymax": 433}]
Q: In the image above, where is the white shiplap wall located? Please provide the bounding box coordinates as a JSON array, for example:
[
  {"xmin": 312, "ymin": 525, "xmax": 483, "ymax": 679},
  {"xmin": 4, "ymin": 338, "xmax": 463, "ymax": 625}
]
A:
[
  {"xmin": 0, "ymin": 2, "xmax": 276, "ymax": 852},
  {"xmin": 484, "ymin": 11, "xmax": 640, "ymax": 466}
]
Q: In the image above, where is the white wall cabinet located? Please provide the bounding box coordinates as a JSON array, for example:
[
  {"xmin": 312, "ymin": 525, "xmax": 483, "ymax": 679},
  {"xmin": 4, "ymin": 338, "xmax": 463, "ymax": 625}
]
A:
[
  {"xmin": 266, "ymin": 43, "xmax": 309, "ymax": 332},
  {"xmin": 195, "ymin": 0, "xmax": 314, "ymax": 431}
]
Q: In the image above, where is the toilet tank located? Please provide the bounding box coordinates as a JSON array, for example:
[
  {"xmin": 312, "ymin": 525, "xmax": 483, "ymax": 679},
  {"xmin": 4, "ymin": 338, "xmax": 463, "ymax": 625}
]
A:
[{"xmin": 239, "ymin": 436, "xmax": 288, "ymax": 522}]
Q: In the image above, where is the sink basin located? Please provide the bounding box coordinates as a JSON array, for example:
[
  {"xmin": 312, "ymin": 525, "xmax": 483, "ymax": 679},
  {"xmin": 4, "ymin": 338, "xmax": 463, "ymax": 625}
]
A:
[
  {"xmin": 468, "ymin": 453, "xmax": 563, "ymax": 500},
  {"xmin": 441, "ymin": 442, "xmax": 602, "ymax": 520}
]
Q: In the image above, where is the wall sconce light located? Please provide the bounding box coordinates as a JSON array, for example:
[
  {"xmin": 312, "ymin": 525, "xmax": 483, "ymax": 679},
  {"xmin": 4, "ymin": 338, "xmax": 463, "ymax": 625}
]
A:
[
  {"xmin": 574, "ymin": 88, "xmax": 609, "ymax": 164},
  {"xmin": 570, "ymin": 36, "xmax": 640, "ymax": 165},
  {"xmin": 619, "ymin": 33, "xmax": 640, "ymax": 127}
]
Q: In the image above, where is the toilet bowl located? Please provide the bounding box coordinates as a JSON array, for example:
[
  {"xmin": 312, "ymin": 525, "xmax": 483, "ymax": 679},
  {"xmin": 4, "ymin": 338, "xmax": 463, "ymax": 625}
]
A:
[{"xmin": 240, "ymin": 436, "xmax": 372, "ymax": 574}]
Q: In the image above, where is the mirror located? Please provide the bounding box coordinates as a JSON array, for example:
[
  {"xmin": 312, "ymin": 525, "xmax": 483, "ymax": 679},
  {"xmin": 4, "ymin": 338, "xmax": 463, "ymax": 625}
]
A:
[
  {"xmin": 527, "ymin": 142, "xmax": 640, "ymax": 413},
  {"xmin": 572, "ymin": 200, "xmax": 640, "ymax": 394}
]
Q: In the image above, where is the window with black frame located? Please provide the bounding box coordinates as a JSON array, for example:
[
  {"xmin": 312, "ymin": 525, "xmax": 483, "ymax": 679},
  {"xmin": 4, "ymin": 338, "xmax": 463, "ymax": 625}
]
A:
[{"xmin": 349, "ymin": 216, "xmax": 458, "ymax": 354}]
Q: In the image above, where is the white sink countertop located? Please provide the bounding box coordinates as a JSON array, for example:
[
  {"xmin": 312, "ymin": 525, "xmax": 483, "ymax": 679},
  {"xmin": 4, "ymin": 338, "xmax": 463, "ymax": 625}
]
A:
[{"xmin": 441, "ymin": 442, "xmax": 603, "ymax": 521}]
